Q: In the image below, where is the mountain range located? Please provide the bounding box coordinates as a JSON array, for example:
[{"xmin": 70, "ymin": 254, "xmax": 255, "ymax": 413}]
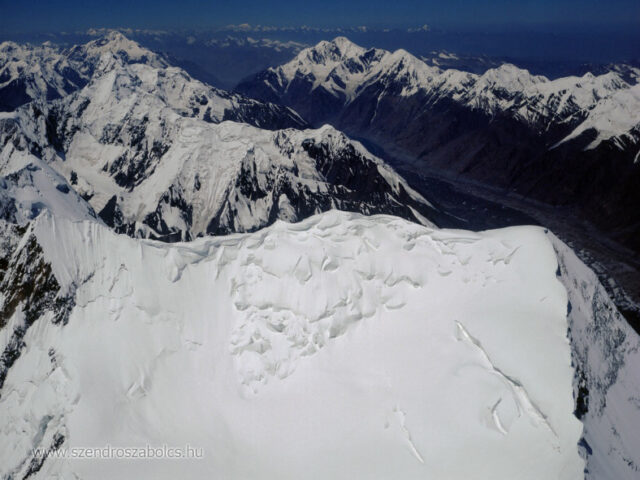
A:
[
  {"xmin": 1, "ymin": 32, "xmax": 439, "ymax": 242},
  {"xmin": 237, "ymin": 37, "xmax": 640, "ymax": 252},
  {"xmin": 0, "ymin": 31, "xmax": 639, "ymax": 480}
]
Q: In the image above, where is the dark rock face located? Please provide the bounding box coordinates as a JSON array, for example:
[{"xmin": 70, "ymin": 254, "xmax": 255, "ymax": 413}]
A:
[
  {"xmin": 302, "ymin": 138, "xmax": 419, "ymax": 212},
  {"xmin": 98, "ymin": 195, "xmax": 125, "ymax": 228},
  {"xmin": 143, "ymin": 185, "xmax": 194, "ymax": 242},
  {"xmin": 0, "ymin": 223, "xmax": 75, "ymax": 395},
  {"xmin": 238, "ymin": 71, "xmax": 345, "ymax": 126},
  {"xmin": 0, "ymin": 222, "xmax": 78, "ymax": 480},
  {"xmin": 23, "ymin": 432, "xmax": 66, "ymax": 479},
  {"xmin": 360, "ymin": 95, "xmax": 640, "ymax": 252},
  {"xmin": 204, "ymin": 136, "xmax": 438, "ymax": 237},
  {"xmin": 0, "ymin": 78, "xmax": 32, "ymax": 112}
]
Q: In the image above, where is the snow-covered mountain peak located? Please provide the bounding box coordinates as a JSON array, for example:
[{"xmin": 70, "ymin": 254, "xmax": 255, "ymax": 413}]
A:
[
  {"xmin": 0, "ymin": 32, "xmax": 167, "ymax": 112},
  {"xmin": 100, "ymin": 30, "xmax": 132, "ymax": 44},
  {"xmin": 64, "ymin": 31, "xmax": 169, "ymax": 78},
  {"xmin": 304, "ymin": 36, "xmax": 367, "ymax": 63},
  {"xmin": 0, "ymin": 40, "xmax": 63, "ymax": 61},
  {"xmin": 74, "ymin": 30, "xmax": 165, "ymax": 66},
  {"xmin": 379, "ymin": 48, "xmax": 441, "ymax": 81},
  {"xmin": 265, "ymin": 39, "xmax": 443, "ymax": 103},
  {"xmin": 577, "ymin": 70, "xmax": 629, "ymax": 91},
  {"xmin": 328, "ymin": 36, "xmax": 366, "ymax": 57},
  {"xmin": 0, "ymin": 42, "xmax": 87, "ymax": 111},
  {"xmin": 0, "ymin": 41, "xmax": 23, "ymax": 55},
  {"xmin": 281, "ymin": 39, "xmax": 364, "ymax": 83},
  {"xmin": 241, "ymin": 36, "xmax": 640, "ymax": 149},
  {"xmin": 54, "ymin": 54, "xmax": 306, "ymax": 132},
  {"xmin": 383, "ymin": 48, "xmax": 432, "ymax": 72},
  {"xmin": 475, "ymin": 63, "xmax": 547, "ymax": 91},
  {"xmin": 556, "ymin": 82, "xmax": 640, "ymax": 149}
]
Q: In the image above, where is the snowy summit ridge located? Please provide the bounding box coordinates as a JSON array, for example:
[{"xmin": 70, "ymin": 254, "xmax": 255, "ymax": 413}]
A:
[{"xmin": 1, "ymin": 210, "xmax": 586, "ymax": 479}]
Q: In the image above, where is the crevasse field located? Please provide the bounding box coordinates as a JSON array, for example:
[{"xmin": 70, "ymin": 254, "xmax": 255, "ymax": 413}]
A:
[{"xmin": 1, "ymin": 211, "xmax": 585, "ymax": 479}]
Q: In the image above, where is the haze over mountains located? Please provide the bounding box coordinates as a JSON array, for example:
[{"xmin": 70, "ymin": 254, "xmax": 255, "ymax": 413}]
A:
[
  {"xmin": 3, "ymin": 25, "xmax": 639, "ymax": 89},
  {"xmin": 0, "ymin": 30, "xmax": 639, "ymax": 480}
]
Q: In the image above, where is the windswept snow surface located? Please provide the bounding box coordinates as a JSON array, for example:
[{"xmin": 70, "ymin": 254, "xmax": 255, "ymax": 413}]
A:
[{"xmin": 0, "ymin": 211, "xmax": 584, "ymax": 479}]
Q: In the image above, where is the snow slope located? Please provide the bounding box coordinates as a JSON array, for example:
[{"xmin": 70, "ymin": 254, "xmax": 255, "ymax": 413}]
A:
[
  {"xmin": 551, "ymin": 234, "xmax": 640, "ymax": 479},
  {"xmin": 0, "ymin": 131, "xmax": 98, "ymax": 225},
  {"xmin": 0, "ymin": 210, "xmax": 584, "ymax": 479}
]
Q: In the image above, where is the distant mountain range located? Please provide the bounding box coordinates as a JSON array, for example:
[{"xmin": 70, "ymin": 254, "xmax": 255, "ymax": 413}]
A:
[
  {"xmin": 237, "ymin": 37, "xmax": 640, "ymax": 252},
  {"xmin": 3, "ymin": 27, "xmax": 640, "ymax": 88}
]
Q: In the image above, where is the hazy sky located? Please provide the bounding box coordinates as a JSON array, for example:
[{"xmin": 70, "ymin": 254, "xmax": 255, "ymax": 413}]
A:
[{"xmin": 1, "ymin": 0, "xmax": 639, "ymax": 33}]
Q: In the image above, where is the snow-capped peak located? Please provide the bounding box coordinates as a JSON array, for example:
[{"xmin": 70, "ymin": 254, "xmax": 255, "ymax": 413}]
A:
[
  {"xmin": 84, "ymin": 30, "xmax": 163, "ymax": 63},
  {"xmin": 0, "ymin": 40, "xmax": 22, "ymax": 54},
  {"xmin": 377, "ymin": 48, "xmax": 441, "ymax": 85},
  {"xmin": 65, "ymin": 30, "xmax": 169, "ymax": 74},
  {"xmin": 555, "ymin": 82, "xmax": 640, "ymax": 149},
  {"xmin": 301, "ymin": 36, "xmax": 367, "ymax": 63},
  {"xmin": 328, "ymin": 36, "xmax": 366, "ymax": 57},
  {"xmin": 264, "ymin": 39, "xmax": 442, "ymax": 104},
  {"xmin": 0, "ymin": 41, "xmax": 88, "ymax": 111},
  {"xmin": 0, "ymin": 32, "xmax": 170, "ymax": 112},
  {"xmin": 475, "ymin": 64, "xmax": 547, "ymax": 91}
]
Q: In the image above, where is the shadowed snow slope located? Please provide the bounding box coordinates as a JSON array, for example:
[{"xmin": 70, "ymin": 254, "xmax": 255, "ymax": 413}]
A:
[{"xmin": 0, "ymin": 211, "xmax": 584, "ymax": 479}]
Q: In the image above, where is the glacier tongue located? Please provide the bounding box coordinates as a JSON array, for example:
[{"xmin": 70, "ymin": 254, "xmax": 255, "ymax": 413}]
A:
[{"xmin": 0, "ymin": 211, "xmax": 584, "ymax": 479}]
